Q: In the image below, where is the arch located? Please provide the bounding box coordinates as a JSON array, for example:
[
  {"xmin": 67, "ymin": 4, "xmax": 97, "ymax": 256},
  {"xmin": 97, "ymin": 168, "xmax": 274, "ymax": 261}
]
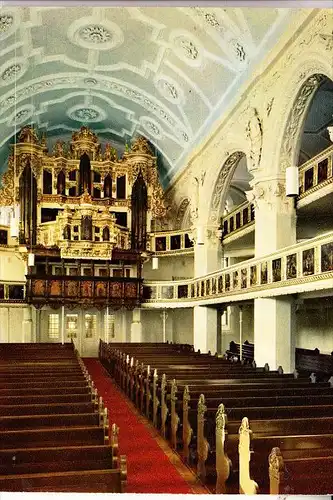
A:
[
  {"xmin": 175, "ymin": 198, "xmax": 192, "ymax": 230},
  {"xmin": 271, "ymin": 52, "xmax": 333, "ymax": 176},
  {"xmin": 207, "ymin": 151, "xmax": 246, "ymax": 226}
]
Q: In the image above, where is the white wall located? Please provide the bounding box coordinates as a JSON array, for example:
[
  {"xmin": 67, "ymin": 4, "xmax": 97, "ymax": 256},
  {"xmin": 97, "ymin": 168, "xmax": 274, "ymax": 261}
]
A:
[
  {"xmin": 0, "ymin": 305, "xmax": 30, "ymax": 343},
  {"xmin": 0, "ymin": 250, "xmax": 26, "ymax": 282},
  {"xmin": 143, "ymin": 254, "xmax": 194, "ymax": 281},
  {"xmin": 172, "ymin": 308, "xmax": 193, "ymax": 345},
  {"xmin": 296, "ymin": 304, "xmax": 333, "ymax": 354}
]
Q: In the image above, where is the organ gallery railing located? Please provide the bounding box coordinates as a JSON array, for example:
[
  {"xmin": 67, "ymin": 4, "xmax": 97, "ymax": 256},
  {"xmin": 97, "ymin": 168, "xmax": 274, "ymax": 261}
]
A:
[
  {"xmin": 26, "ymin": 275, "xmax": 143, "ymax": 309},
  {"xmin": 143, "ymin": 230, "xmax": 333, "ymax": 303}
]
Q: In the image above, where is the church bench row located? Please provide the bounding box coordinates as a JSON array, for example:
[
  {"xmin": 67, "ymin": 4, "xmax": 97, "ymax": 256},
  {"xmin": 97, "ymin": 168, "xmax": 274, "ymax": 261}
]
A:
[
  {"xmin": 100, "ymin": 340, "xmax": 333, "ymax": 494},
  {"xmin": 226, "ymin": 341, "xmax": 333, "ymax": 378},
  {"xmin": 269, "ymin": 446, "xmax": 333, "ymax": 495},
  {"xmin": 0, "ymin": 342, "xmax": 127, "ymax": 493}
]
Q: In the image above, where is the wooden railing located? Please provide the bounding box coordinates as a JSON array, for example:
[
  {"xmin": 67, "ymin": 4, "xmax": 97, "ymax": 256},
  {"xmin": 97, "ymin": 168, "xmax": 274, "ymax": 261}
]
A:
[
  {"xmin": 150, "ymin": 229, "xmax": 194, "ymax": 254},
  {"xmin": 143, "ymin": 230, "xmax": 333, "ymax": 304},
  {"xmin": 26, "ymin": 275, "xmax": 143, "ymax": 308},
  {"xmin": 220, "ymin": 201, "xmax": 255, "ymax": 241},
  {"xmin": 298, "ymin": 144, "xmax": 333, "ymax": 198}
]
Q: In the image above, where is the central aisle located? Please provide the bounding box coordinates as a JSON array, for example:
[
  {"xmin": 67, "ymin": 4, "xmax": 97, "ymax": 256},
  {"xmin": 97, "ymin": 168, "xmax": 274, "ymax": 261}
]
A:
[{"xmin": 83, "ymin": 358, "xmax": 208, "ymax": 494}]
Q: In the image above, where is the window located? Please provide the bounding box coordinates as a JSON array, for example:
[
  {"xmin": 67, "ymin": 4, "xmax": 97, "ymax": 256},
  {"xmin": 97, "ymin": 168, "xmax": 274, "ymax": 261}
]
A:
[
  {"xmin": 104, "ymin": 314, "xmax": 115, "ymax": 341},
  {"xmin": 66, "ymin": 314, "xmax": 78, "ymax": 339},
  {"xmin": 85, "ymin": 314, "xmax": 97, "ymax": 338},
  {"xmin": 48, "ymin": 314, "xmax": 59, "ymax": 339}
]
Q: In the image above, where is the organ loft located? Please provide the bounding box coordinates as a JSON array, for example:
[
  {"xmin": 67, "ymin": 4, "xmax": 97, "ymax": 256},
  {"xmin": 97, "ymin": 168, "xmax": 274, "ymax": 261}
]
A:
[{"xmin": 0, "ymin": 125, "xmax": 166, "ymax": 311}]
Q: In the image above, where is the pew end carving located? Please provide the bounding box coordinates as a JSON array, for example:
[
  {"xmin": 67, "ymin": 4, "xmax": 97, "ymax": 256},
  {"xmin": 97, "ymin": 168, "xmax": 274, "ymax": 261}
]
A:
[{"xmin": 238, "ymin": 417, "xmax": 258, "ymax": 495}]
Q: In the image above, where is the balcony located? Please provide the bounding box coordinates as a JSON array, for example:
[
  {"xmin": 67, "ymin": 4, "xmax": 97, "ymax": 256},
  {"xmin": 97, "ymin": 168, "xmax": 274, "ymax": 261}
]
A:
[
  {"xmin": 220, "ymin": 201, "xmax": 255, "ymax": 243},
  {"xmin": 298, "ymin": 145, "xmax": 333, "ymax": 207},
  {"xmin": 0, "ymin": 282, "xmax": 26, "ymax": 303},
  {"xmin": 150, "ymin": 229, "xmax": 194, "ymax": 255},
  {"xmin": 143, "ymin": 230, "xmax": 333, "ymax": 306}
]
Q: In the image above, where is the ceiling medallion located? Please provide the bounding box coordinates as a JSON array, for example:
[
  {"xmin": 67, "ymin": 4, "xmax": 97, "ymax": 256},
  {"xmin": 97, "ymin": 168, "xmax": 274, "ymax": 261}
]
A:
[
  {"xmin": 170, "ymin": 31, "xmax": 203, "ymax": 68},
  {"xmin": 0, "ymin": 63, "xmax": 24, "ymax": 87},
  {"xmin": 67, "ymin": 104, "xmax": 107, "ymax": 123},
  {"xmin": 67, "ymin": 17, "xmax": 124, "ymax": 51},
  {"xmin": 79, "ymin": 25, "xmax": 112, "ymax": 44},
  {"xmin": 0, "ymin": 14, "xmax": 14, "ymax": 33}
]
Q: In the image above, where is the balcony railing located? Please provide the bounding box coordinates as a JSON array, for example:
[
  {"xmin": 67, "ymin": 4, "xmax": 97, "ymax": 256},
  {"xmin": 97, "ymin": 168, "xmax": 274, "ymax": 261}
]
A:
[
  {"xmin": 298, "ymin": 145, "xmax": 333, "ymax": 199},
  {"xmin": 220, "ymin": 201, "xmax": 255, "ymax": 241},
  {"xmin": 150, "ymin": 229, "xmax": 194, "ymax": 254},
  {"xmin": 143, "ymin": 230, "xmax": 333, "ymax": 304}
]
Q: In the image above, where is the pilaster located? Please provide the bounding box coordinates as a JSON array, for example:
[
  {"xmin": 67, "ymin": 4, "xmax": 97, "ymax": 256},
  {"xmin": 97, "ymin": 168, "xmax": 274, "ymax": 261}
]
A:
[
  {"xmin": 193, "ymin": 306, "xmax": 218, "ymax": 354},
  {"xmin": 130, "ymin": 307, "xmax": 142, "ymax": 342}
]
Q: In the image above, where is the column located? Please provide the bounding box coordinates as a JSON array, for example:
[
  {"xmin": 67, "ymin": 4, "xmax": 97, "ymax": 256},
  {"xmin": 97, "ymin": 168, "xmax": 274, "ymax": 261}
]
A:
[
  {"xmin": 254, "ymin": 297, "xmax": 295, "ymax": 372},
  {"xmin": 0, "ymin": 308, "xmax": 9, "ymax": 342},
  {"xmin": 160, "ymin": 309, "xmax": 168, "ymax": 343},
  {"xmin": 130, "ymin": 308, "xmax": 142, "ymax": 342},
  {"xmin": 193, "ymin": 224, "xmax": 222, "ymax": 277},
  {"xmin": 250, "ymin": 178, "xmax": 296, "ymax": 258},
  {"xmin": 250, "ymin": 178, "xmax": 297, "ymax": 372},
  {"xmin": 22, "ymin": 306, "xmax": 33, "ymax": 342},
  {"xmin": 193, "ymin": 306, "xmax": 218, "ymax": 354}
]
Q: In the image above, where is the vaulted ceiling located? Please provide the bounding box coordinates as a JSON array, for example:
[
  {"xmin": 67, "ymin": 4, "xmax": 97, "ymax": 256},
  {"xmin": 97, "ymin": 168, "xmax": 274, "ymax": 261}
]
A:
[{"xmin": 0, "ymin": 6, "xmax": 301, "ymax": 186}]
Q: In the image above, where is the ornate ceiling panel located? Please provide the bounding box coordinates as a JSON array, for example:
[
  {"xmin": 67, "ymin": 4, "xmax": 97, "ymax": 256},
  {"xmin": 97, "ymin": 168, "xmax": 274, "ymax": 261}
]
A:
[{"xmin": 0, "ymin": 6, "xmax": 295, "ymax": 186}]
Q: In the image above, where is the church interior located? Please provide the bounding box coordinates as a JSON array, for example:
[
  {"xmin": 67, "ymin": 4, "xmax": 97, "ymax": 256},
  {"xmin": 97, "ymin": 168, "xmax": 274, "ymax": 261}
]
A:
[{"xmin": 0, "ymin": 4, "xmax": 333, "ymax": 496}]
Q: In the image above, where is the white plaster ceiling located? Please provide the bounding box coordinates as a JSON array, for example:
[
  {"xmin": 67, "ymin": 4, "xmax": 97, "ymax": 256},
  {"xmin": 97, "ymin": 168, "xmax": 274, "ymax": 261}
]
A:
[{"xmin": 0, "ymin": 6, "xmax": 295, "ymax": 185}]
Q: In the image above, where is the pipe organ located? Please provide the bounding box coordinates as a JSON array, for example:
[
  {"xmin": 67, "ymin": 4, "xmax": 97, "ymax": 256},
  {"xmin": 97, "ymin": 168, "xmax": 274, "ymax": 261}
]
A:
[{"xmin": 0, "ymin": 125, "xmax": 166, "ymax": 309}]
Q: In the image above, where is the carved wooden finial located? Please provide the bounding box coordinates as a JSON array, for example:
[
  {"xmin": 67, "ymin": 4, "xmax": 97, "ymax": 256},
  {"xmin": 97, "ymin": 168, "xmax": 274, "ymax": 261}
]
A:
[
  {"xmin": 310, "ymin": 372, "xmax": 316, "ymax": 383},
  {"xmin": 183, "ymin": 385, "xmax": 190, "ymax": 405},
  {"xmin": 277, "ymin": 365, "xmax": 284, "ymax": 375},
  {"xmin": 269, "ymin": 447, "xmax": 284, "ymax": 494},
  {"xmin": 170, "ymin": 379, "xmax": 178, "ymax": 400},
  {"xmin": 161, "ymin": 373, "xmax": 167, "ymax": 391},
  {"xmin": 328, "ymin": 375, "xmax": 333, "ymax": 388},
  {"xmin": 239, "ymin": 416, "xmax": 250, "ymax": 436},
  {"xmin": 153, "ymin": 368, "xmax": 158, "ymax": 379},
  {"xmin": 251, "ymin": 360, "xmax": 257, "ymax": 368},
  {"xmin": 293, "ymin": 369, "xmax": 299, "ymax": 379},
  {"xmin": 264, "ymin": 363, "xmax": 270, "ymax": 371},
  {"xmin": 216, "ymin": 403, "xmax": 228, "ymax": 431},
  {"xmin": 198, "ymin": 394, "xmax": 207, "ymax": 420},
  {"xmin": 130, "ymin": 357, "xmax": 134, "ymax": 367}
]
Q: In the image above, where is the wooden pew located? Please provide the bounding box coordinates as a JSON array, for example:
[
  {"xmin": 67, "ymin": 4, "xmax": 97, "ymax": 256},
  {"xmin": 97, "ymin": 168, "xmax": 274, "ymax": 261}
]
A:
[{"xmin": 268, "ymin": 446, "xmax": 333, "ymax": 495}]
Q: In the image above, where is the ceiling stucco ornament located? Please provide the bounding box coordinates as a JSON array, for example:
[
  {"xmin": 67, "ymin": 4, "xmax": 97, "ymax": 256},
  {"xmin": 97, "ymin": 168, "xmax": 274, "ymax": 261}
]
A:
[
  {"xmin": 169, "ymin": 31, "xmax": 203, "ymax": 68},
  {"xmin": 8, "ymin": 104, "xmax": 34, "ymax": 126},
  {"xmin": 154, "ymin": 75, "xmax": 184, "ymax": 105},
  {"xmin": 0, "ymin": 11, "xmax": 20, "ymax": 41},
  {"xmin": 67, "ymin": 104, "xmax": 107, "ymax": 123},
  {"xmin": 140, "ymin": 117, "xmax": 163, "ymax": 140},
  {"xmin": 0, "ymin": 58, "xmax": 28, "ymax": 87},
  {"xmin": 67, "ymin": 17, "xmax": 124, "ymax": 51}
]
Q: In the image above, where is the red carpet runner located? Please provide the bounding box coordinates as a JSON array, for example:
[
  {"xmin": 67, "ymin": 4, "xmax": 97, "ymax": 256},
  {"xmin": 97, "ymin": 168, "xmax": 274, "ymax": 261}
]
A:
[{"xmin": 83, "ymin": 358, "xmax": 207, "ymax": 494}]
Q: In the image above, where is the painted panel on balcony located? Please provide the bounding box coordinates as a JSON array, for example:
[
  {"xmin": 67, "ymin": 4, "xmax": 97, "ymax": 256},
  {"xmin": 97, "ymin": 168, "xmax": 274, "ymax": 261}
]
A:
[
  {"xmin": 303, "ymin": 248, "xmax": 314, "ymax": 276},
  {"xmin": 321, "ymin": 243, "xmax": 333, "ymax": 272},
  {"xmin": 286, "ymin": 254, "xmax": 297, "ymax": 279}
]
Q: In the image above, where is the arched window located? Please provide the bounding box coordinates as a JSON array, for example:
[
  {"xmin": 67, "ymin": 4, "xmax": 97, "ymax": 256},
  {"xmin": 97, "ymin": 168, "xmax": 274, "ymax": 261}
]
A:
[
  {"xmin": 63, "ymin": 225, "xmax": 71, "ymax": 240},
  {"xmin": 79, "ymin": 153, "xmax": 91, "ymax": 195},
  {"xmin": 131, "ymin": 170, "xmax": 147, "ymax": 251},
  {"xmin": 104, "ymin": 174, "xmax": 112, "ymax": 198},
  {"xmin": 19, "ymin": 162, "xmax": 37, "ymax": 245},
  {"xmin": 102, "ymin": 226, "xmax": 110, "ymax": 241},
  {"xmin": 57, "ymin": 171, "xmax": 66, "ymax": 195}
]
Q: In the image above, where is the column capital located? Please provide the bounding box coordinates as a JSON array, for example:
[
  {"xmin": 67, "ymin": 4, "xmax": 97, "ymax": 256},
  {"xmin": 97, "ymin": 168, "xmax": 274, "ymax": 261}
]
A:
[{"xmin": 246, "ymin": 177, "xmax": 294, "ymax": 215}]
